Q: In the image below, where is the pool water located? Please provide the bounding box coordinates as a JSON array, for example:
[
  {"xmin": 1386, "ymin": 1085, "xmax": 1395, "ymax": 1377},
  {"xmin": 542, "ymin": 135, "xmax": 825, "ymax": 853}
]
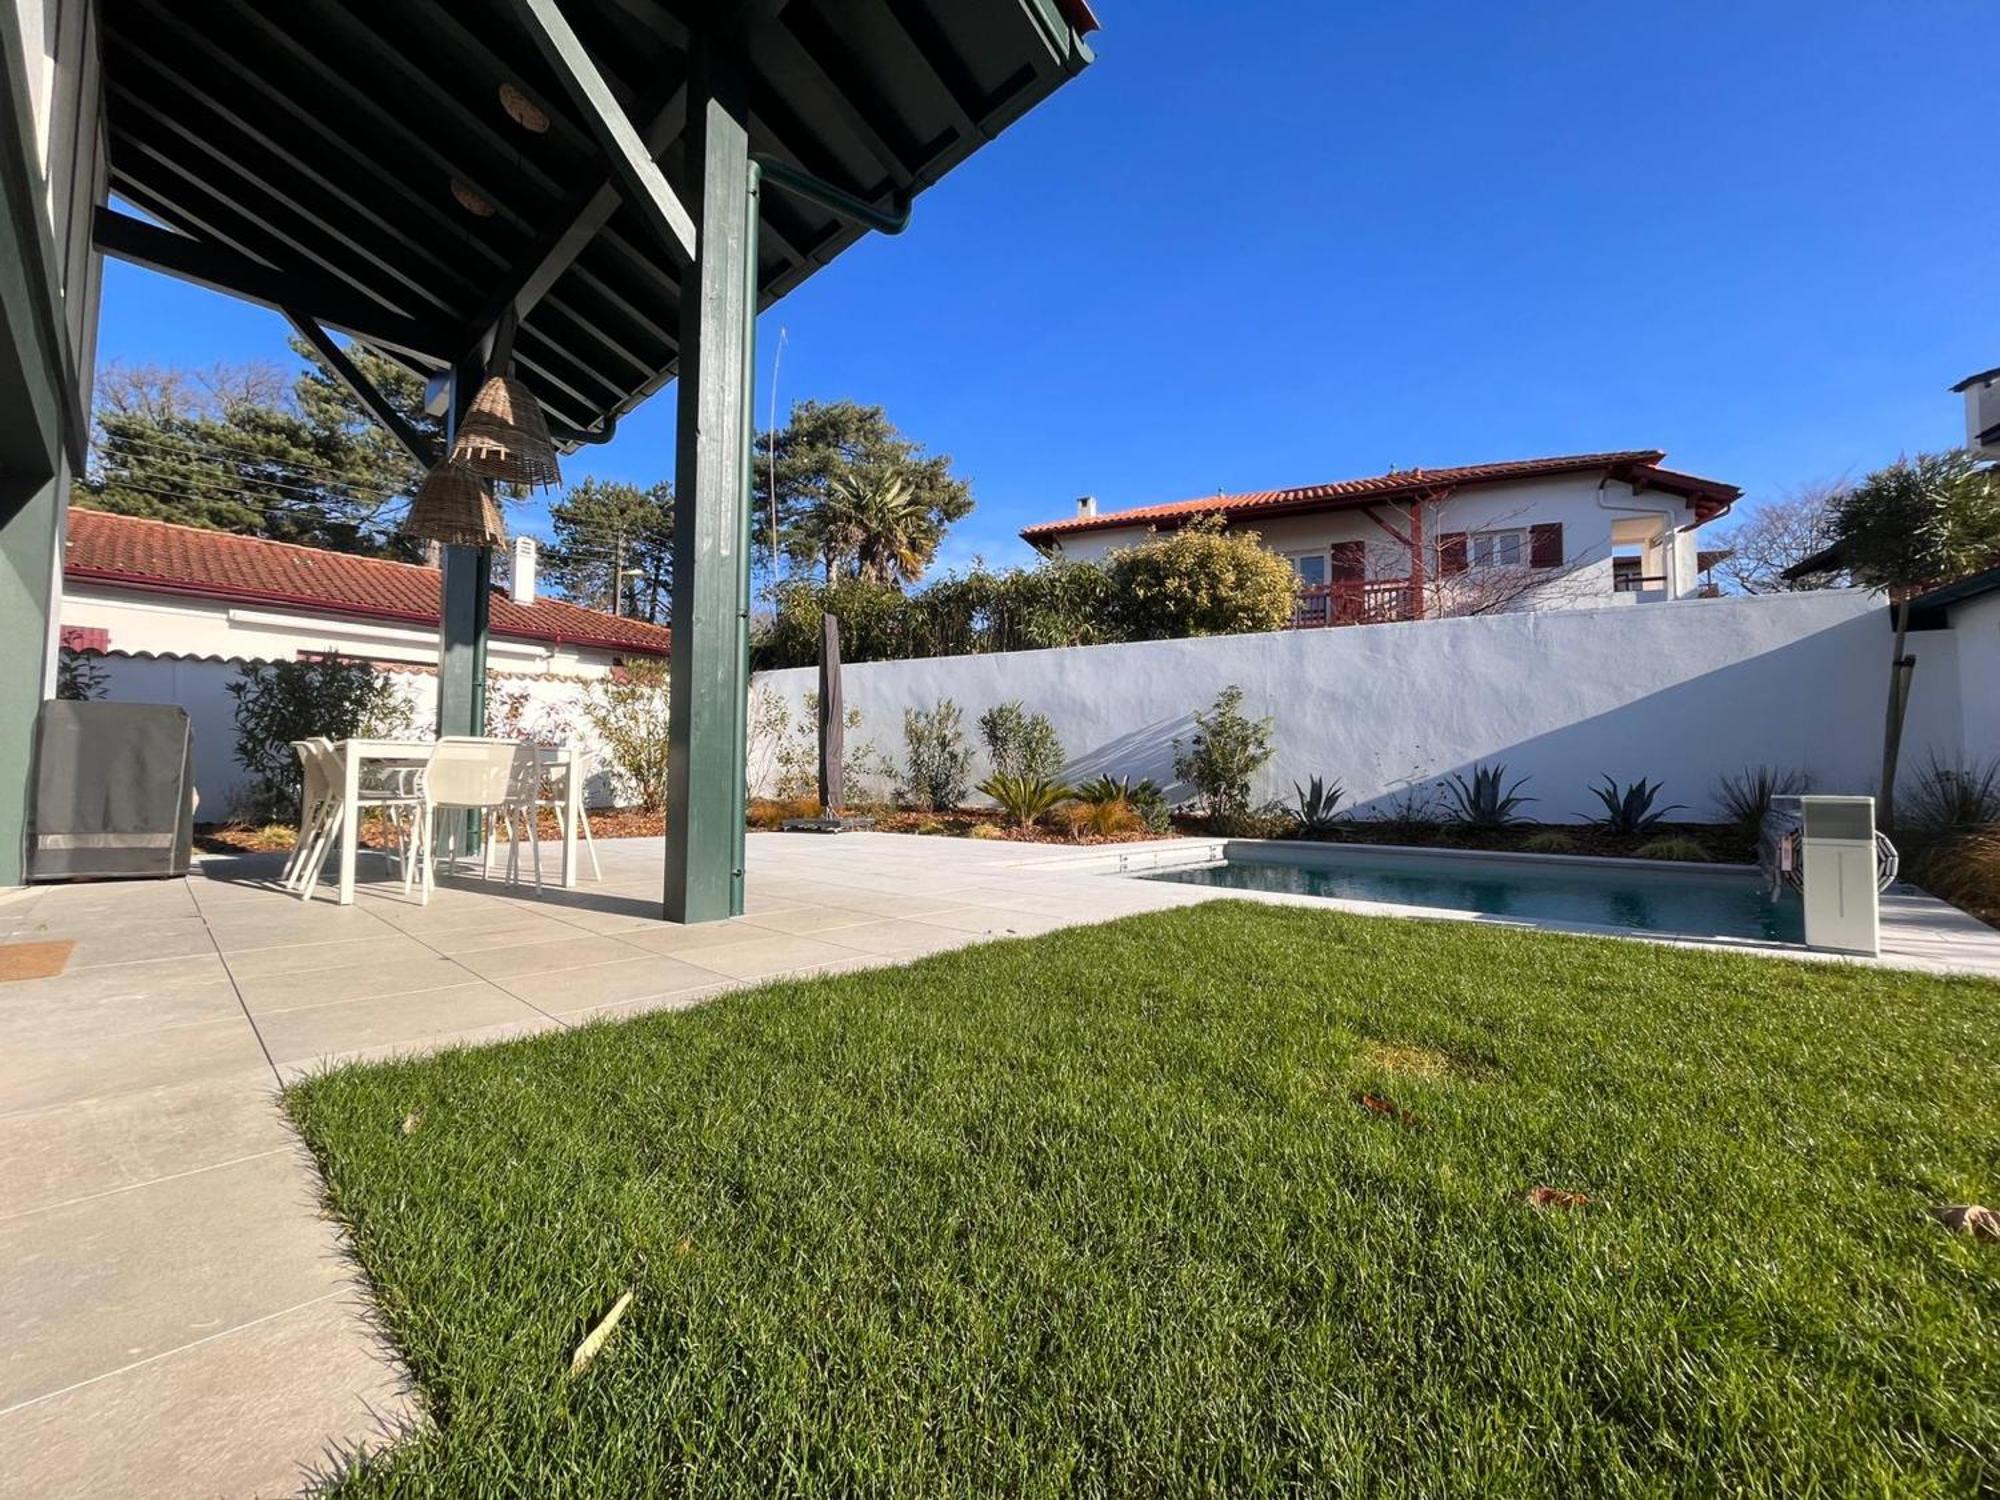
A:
[{"xmin": 1143, "ymin": 849, "xmax": 1805, "ymax": 944}]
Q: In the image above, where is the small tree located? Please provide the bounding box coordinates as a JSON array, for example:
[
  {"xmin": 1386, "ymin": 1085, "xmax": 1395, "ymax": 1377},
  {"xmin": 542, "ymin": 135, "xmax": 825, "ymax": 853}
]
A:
[
  {"xmin": 1104, "ymin": 519, "xmax": 1298, "ymax": 639},
  {"xmin": 56, "ymin": 649, "xmax": 108, "ymax": 701},
  {"xmin": 1708, "ymin": 482, "xmax": 1847, "ymax": 594},
  {"xmin": 1172, "ymin": 685, "xmax": 1275, "ymax": 824},
  {"xmin": 227, "ymin": 654, "xmax": 413, "ymax": 821},
  {"xmin": 978, "ymin": 700, "xmax": 1065, "ymax": 780},
  {"xmin": 900, "ymin": 698, "xmax": 973, "ymax": 812},
  {"xmin": 584, "ymin": 660, "xmax": 672, "ymax": 812},
  {"xmin": 1834, "ymin": 451, "xmax": 2000, "ymax": 829}
]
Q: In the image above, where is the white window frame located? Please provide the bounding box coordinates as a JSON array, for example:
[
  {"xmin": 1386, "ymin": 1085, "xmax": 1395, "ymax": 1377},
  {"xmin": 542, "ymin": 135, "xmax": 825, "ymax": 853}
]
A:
[{"xmin": 1467, "ymin": 528, "xmax": 1527, "ymax": 571}]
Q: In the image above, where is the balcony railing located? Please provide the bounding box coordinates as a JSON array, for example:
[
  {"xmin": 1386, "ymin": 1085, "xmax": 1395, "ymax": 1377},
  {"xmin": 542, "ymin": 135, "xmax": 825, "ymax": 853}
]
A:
[
  {"xmin": 1291, "ymin": 580, "xmax": 1417, "ymax": 629},
  {"xmin": 1612, "ymin": 572, "xmax": 1668, "ymax": 594}
]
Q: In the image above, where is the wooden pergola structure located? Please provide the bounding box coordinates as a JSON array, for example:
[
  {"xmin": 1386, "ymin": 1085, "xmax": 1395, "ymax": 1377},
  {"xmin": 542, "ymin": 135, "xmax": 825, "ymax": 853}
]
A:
[{"xmin": 0, "ymin": 0, "xmax": 1097, "ymax": 918}]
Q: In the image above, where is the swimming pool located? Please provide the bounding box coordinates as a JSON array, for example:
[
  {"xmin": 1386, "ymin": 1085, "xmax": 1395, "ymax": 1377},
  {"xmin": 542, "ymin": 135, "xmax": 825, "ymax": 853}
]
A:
[{"xmin": 1141, "ymin": 845, "xmax": 1804, "ymax": 944}]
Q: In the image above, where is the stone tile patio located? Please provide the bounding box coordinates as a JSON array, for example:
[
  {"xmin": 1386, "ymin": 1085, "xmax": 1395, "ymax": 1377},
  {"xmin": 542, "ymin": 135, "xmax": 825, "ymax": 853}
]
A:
[{"xmin": 2, "ymin": 830, "xmax": 1996, "ymax": 1497}]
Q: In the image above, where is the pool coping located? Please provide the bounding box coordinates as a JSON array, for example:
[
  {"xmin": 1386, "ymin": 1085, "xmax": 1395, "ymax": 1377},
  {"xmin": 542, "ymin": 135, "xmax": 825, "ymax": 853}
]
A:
[{"xmin": 1007, "ymin": 837, "xmax": 2000, "ymax": 979}]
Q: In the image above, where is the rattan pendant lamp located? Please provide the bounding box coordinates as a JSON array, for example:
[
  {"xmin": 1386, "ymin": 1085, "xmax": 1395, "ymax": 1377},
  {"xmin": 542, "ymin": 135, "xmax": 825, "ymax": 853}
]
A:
[
  {"xmin": 448, "ymin": 307, "xmax": 562, "ymax": 490},
  {"xmin": 403, "ymin": 458, "xmax": 507, "ymax": 549}
]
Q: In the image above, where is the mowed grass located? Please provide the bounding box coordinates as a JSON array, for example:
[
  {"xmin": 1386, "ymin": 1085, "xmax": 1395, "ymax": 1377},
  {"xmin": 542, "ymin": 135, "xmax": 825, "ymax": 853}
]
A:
[{"xmin": 287, "ymin": 902, "xmax": 2000, "ymax": 1497}]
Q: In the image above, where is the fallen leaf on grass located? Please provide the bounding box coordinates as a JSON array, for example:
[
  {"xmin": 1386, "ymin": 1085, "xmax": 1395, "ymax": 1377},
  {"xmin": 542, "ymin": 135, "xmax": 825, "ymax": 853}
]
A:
[
  {"xmin": 569, "ymin": 1291, "xmax": 635, "ymax": 1377},
  {"xmin": 1525, "ymin": 1187, "xmax": 1591, "ymax": 1210},
  {"xmin": 1354, "ymin": 1092, "xmax": 1420, "ymax": 1129},
  {"xmin": 399, "ymin": 1110, "xmax": 423, "ymax": 1136},
  {"xmin": 1930, "ymin": 1204, "xmax": 2000, "ymax": 1243}
]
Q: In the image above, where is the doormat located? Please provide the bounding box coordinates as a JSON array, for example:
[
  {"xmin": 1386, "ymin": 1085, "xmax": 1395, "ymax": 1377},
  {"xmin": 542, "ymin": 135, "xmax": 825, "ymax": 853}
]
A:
[{"xmin": 0, "ymin": 940, "xmax": 75, "ymax": 982}]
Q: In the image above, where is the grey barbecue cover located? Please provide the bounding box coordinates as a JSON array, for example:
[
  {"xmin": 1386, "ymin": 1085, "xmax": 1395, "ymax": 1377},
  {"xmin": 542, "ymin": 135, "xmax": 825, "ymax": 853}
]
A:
[{"xmin": 32, "ymin": 701, "xmax": 195, "ymax": 880}]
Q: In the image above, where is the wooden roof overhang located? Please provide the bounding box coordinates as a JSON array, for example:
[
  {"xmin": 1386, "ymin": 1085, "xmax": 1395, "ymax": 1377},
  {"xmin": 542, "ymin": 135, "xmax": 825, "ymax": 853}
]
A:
[{"xmin": 91, "ymin": 0, "xmax": 1099, "ymax": 439}]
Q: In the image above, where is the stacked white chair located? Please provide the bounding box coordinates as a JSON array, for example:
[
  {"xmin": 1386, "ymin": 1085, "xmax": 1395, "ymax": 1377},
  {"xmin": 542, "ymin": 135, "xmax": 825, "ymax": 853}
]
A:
[
  {"xmin": 286, "ymin": 740, "xmax": 425, "ymax": 901},
  {"xmin": 538, "ymin": 744, "xmax": 601, "ymax": 882}
]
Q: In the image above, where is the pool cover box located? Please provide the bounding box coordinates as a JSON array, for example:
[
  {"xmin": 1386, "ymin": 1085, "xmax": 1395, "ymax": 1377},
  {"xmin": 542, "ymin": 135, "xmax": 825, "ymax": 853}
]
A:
[{"xmin": 31, "ymin": 701, "xmax": 195, "ymax": 880}]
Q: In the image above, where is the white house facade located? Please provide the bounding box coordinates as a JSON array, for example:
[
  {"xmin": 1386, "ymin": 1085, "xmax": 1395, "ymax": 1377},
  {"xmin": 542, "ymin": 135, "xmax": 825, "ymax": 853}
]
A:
[
  {"xmin": 1021, "ymin": 451, "xmax": 1739, "ymax": 627},
  {"xmin": 59, "ymin": 510, "xmax": 671, "ymax": 817}
]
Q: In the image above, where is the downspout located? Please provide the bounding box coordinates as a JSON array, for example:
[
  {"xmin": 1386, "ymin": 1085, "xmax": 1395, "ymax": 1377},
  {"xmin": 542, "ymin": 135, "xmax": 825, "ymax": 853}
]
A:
[{"xmin": 1594, "ymin": 474, "xmax": 1681, "ymax": 598}]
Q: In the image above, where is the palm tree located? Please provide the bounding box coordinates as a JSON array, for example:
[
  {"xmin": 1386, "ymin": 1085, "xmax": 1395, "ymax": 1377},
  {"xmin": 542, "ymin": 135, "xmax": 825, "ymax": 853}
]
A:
[
  {"xmin": 824, "ymin": 471, "xmax": 936, "ymax": 586},
  {"xmin": 1833, "ymin": 451, "xmax": 2000, "ymax": 829}
]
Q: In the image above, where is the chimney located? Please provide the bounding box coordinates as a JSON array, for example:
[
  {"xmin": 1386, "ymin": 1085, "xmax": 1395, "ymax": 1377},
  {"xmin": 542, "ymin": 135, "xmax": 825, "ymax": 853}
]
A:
[
  {"xmin": 510, "ymin": 535, "xmax": 538, "ymax": 605},
  {"xmin": 1076, "ymin": 495, "xmax": 1097, "ymax": 518}
]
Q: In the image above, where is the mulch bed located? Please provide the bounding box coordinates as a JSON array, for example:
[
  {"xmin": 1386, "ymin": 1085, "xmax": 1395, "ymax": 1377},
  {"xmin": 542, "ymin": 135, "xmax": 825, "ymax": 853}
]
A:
[{"xmin": 198, "ymin": 810, "xmax": 1760, "ymax": 862}]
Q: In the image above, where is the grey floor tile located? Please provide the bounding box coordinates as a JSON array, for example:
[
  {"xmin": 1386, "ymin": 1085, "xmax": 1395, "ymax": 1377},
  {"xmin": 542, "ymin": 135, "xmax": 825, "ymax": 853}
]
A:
[
  {"xmin": 253, "ymin": 982, "xmax": 546, "ymax": 1066},
  {"xmin": 0, "ymin": 1074, "xmax": 290, "ymax": 1219},
  {"xmin": 0, "ymin": 1150, "xmax": 349, "ymax": 1410},
  {"xmin": 0, "ymin": 1294, "xmax": 412, "ymax": 1500}
]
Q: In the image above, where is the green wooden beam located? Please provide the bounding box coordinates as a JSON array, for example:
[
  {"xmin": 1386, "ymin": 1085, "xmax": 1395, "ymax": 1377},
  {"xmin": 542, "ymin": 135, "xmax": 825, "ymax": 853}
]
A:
[
  {"xmin": 664, "ymin": 30, "xmax": 756, "ymax": 923},
  {"xmin": 505, "ymin": 0, "xmax": 699, "ymax": 267},
  {"xmin": 92, "ymin": 207, "xmax": 455, "ymax": 361},
  {"xmin": 284, "ymin": 310, "xmax": 439, "ymax": 469}
]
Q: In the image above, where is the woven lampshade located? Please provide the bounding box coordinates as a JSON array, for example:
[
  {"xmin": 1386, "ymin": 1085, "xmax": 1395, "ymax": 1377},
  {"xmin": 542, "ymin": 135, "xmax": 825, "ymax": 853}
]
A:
[
  {"xmin": 402, "ymin": 460, "xmax": 506, "ymax": 549},
  {"xmin": 449, "ymin": 374, "xmax": 561, "ymax": 489}
]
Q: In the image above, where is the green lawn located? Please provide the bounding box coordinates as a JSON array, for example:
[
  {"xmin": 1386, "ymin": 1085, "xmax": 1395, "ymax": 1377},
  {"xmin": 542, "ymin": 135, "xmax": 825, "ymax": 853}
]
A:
[{"xmin": 287, "ymin": 902, "xmax": 2000, "ymax": 1497}]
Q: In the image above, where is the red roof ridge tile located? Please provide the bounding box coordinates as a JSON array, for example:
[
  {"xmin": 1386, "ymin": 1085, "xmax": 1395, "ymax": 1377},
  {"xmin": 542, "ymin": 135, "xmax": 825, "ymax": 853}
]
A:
[
  {"xmin": 64, "ymin": 507, "xmax": 671, "ymax": 656},
  {"xmin": 1021, "ymin": 450, "xmax": 1739, "ymax": 542}
]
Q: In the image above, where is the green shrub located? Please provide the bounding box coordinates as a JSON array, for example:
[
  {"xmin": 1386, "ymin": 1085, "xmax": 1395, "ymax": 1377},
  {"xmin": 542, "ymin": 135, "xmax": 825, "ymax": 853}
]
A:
[
  {"xmin": 1587, "ymin": 775, "xmax": 1685, "ymax": 834},
  {"xmin": 1172, "ymin": 685, "xmax": 1274, "ymax": 821},
  {"xmin": 1901, "ymin": 754, "xmax": 2000, "ymax": 837},
  {"xmin": 978, "ymin": 700, "xmax": 1066, "ymax": 780},
  {"xmin": 56, "ymin": 649, "xmax": 107, "ymax": 701},
  {"xmin": 583, "ymin": 660, "xmax": 673, "ymax": 812},
  {"xmin": 979, "ymin": 773, "xmax": 1074, "ymax": 829},
  {"xmin": 901, "ymin": 699, "xmax": 974, "ymax": 812},
  {"xmin": 1520, "ymin": 829, "xmax": 1580, "ymax": 854},
  {"xmin": 1440, "ymin": 763, "xmax": 1535, "ymax": 828},
  {"xmin": 1634, "ymin": 835, "xmax": 1710, "ymax": 862},
  {"xmin": 228, "ymin": 653, "xmax": 413, "ymax": 822},
  {"xmin": 1714, "ymin": 766, "xmax": 1811, "ymax": 838},
  {"xmin": 1103, "ymin": 517, "xmax": 1299, "ymax": 640}
]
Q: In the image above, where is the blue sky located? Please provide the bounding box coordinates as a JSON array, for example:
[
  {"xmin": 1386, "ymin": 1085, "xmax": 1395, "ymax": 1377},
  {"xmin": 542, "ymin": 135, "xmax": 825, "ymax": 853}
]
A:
[{"xmin": 98, "ymin": 0, "xmax": 1996, "ymax": 574}]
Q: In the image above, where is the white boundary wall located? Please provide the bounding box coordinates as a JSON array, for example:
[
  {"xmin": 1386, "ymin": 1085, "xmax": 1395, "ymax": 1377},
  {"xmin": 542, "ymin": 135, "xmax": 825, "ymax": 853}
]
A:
[
  {"xmin": 91, "ymin": 658, "xmax": 620, "ymax": 821},
  {"xmin": 752, "ymin": 591, "xmax": 1975, "ymax": 821}
]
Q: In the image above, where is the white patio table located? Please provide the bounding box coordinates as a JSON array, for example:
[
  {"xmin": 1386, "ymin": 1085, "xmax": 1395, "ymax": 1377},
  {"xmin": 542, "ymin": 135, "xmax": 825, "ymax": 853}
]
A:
[{"xmin": 329, "ymin": 738, "xmax": 587, "ymax": 906}]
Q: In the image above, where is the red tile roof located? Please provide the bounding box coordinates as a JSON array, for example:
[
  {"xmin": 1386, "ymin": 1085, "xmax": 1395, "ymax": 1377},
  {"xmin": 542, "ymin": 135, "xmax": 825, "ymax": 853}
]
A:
[
  {"xmin": 64, "ymin": 508, "xmax": 672, "ymax": 657},
  {"xmin": 1020, "ymin": 451, "xmax": 1740, "ymax": 544}
]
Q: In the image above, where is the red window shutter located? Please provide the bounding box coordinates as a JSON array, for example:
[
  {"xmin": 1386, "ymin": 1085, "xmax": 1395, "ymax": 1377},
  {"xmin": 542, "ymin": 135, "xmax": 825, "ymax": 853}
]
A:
[
  {"xmin": 1438, "ymin": 533, "xmax": 1468, "ymax": 575},
  {"xmin": 1330, "ymin": 541, "xmax": 1366, "ymax": 582},
  {"xmin": 1530, "ymin": 523, "xmax": 1564, "ymax": 569}
]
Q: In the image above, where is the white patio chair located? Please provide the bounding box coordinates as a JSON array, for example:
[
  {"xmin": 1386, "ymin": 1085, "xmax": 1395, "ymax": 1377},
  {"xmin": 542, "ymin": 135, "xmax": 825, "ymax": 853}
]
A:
[
  {"xmin": 289, "ymin": 740, "xmax": 425, "ymax": 901},
  {"xmin": 481, "ymin": 742, "xmax": 546, "ymax": 893},
  {"xmin": 417, "ymin": 738, "xmax": 540, "ymax": 901}
]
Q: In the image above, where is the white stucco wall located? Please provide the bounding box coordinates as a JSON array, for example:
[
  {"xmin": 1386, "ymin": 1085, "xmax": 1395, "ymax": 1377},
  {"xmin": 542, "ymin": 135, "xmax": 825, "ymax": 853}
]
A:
[
  {"xmin": 753, "ymin": 590, "xmax": 1967, "ymax": 822},
  {"xmin": 1948, "ymin": 590, "xmax": 2000, "ymax": 763},
  {"xmin": 1041, "ymin": 474, "xmax": 1712, "ymax": 605},
  {"xmin": 65, "ymin": 586, "xmax": 649, "ymax": 818},
  {"xmin": 62, "ymin": 583, "xmax": 626, "ymax": 678}
]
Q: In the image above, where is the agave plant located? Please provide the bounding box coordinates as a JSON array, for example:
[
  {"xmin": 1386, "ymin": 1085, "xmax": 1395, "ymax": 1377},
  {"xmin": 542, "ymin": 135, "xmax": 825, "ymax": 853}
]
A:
[
  {"xmin": 1587, "ymin": 775, "xmax": 1685, "ymax": 834},
  {"xmin": 1289, "ymin": 775, "xmax": 1346, "ymax": 834},
  {"xmin": 1440, "ymin": 763, "xmax": 1535, "ymax": 828},
  {"xmin": 979, "ymin": 772, "xmax": 1074, "ymax": 830}
]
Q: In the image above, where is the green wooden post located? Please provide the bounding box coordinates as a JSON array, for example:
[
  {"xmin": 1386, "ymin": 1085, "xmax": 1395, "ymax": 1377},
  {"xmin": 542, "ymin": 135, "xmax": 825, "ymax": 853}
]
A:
[
  {"xmin": 664, "ymin": 30, "xmax": 756, "ymax": 923},
  {"xmin": 436, "ymin": 358, "xmax": 490, "ymax": 853},
  {"xmin": 436, "ymin": 354, "xmax": 489, "ymax": 743}
]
